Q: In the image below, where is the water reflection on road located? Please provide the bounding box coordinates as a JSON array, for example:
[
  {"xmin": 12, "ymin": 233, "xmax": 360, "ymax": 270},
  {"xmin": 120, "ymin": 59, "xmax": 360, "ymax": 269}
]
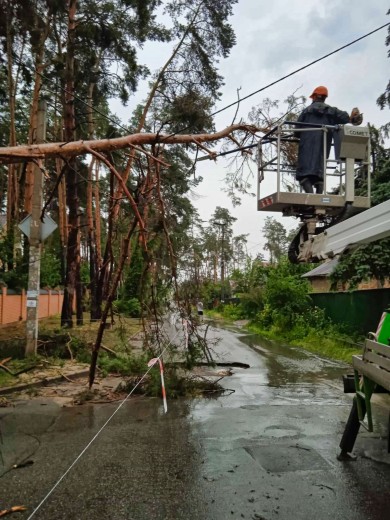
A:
[{"xmin": 1, "ymin": 321, "xmax": 389, "ymax": 520}]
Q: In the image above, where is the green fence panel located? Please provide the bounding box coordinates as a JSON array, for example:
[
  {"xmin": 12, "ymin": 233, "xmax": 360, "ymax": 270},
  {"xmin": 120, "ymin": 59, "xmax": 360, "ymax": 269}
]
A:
[{"xmin": 310, "ymin": 289, "xmax": 390, "ymax": 335}]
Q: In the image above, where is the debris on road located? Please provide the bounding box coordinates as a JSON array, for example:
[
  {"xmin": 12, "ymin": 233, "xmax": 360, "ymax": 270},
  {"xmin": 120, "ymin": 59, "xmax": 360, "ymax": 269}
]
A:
[{"xmin": 0, "ymin": 506, "xmax": 27, "ymax": 518}]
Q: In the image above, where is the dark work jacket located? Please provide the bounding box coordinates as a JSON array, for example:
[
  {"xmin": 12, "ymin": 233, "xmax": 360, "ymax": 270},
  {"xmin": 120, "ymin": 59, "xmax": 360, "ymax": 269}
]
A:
[{"xmin": 296, "ymin": 102, "xmax": 349, "ymax": 181}]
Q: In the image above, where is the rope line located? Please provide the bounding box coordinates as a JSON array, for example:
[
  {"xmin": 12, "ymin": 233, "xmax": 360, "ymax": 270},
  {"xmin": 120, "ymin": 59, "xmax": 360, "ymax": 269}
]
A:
[{"xmin": 26, "ymin": 328, "xmax": 181, "ymax": 519}]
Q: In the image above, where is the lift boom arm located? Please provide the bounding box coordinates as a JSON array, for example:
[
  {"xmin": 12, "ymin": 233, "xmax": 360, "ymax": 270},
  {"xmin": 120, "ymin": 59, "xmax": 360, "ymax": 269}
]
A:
[{"xmin": 298, "ymin": 199, "xmax": 390, "ymax": 262}]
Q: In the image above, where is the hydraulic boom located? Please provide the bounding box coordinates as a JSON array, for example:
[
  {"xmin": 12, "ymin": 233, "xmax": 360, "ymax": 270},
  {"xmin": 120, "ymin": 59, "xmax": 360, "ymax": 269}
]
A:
[{"xmin": 294, "ymin": 198, "xmax": 390, "ymax": 262}]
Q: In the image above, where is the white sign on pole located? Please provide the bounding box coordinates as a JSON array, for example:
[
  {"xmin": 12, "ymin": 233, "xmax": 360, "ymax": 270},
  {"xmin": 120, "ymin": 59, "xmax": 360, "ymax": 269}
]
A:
[
  {"xmin": 18, "ymin": 214, "xmax": 58, "ymax": 241},
  {"xmin": 27, "ymin": 300, "xmax": 37, "ymax": 308}
]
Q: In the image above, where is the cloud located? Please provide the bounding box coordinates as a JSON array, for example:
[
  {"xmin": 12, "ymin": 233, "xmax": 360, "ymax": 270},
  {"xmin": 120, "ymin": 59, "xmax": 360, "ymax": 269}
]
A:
[
  {"xmin": 109, "ymin": 0, "xmax": 390, "ymax": 258},
  {"xmin": 194, "ymin": 0, "xmax": 390, "ymax": 255}
]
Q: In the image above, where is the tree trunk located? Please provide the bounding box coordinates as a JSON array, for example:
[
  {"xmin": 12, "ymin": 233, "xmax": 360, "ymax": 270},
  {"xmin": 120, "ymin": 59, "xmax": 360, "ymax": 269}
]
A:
[
  {"xmin": 86, "ymin": 73, "xmax": 103, "ymax": 321},
  {"xmin": 0, "ymin": 123, "xmax": 261, "ymax": 163},
  {"xmin": 61, "ymin": 0, "xmax": 82, "ymax": 327},
  {"xmin": 5, "ymin": 8, "xmax": 18, "ymax": 270},
  {"xmin": 87, "ymin": 159, "xmax": 101, "ymax": 321},
  {"xmin": 56, "ymin": 158, "xmax": 68, "ymax": 284},
  {"xmin": 23, "ymin": 13, "xmax": 51, "ymax": 214},
  {"xmin": 89, "ymin": 220, "xmax": 137, "ymax": 388}
]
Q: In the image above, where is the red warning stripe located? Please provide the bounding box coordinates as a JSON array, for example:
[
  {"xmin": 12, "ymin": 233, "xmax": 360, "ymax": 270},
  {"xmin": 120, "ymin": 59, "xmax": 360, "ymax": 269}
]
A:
[{"xmin": 260, "ymin": 196, "xmax": 273, "ymax": 208}]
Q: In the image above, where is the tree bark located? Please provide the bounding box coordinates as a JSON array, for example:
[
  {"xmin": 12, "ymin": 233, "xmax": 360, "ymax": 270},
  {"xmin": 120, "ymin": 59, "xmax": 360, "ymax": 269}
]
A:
[
  {"xmin": 89, "ymin": 220, "xmax": 137, "ymax": 388},
  {"xmin": 5, "ymin": 6, "xmax": 19, "ymax": 270},
  {"xmin": 0, "ymin": 124, "xmax": 262, "ymax": 163},
  {"xmin": 86, "ymin": 67, "xmax": 103, "ymax": 321},
  {"xmin": 24, "ymin": 12, "xmax": 51, "ymax": 214},
  {"xmin": 61, "ymin": 0, "xmax": 82, "ymax": 327}
]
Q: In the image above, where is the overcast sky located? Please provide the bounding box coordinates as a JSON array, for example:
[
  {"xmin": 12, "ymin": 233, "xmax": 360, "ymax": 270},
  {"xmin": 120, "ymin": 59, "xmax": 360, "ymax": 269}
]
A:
[{"xmin": 113, "ymin": 0, "xmax": 390, "ymax": 258}]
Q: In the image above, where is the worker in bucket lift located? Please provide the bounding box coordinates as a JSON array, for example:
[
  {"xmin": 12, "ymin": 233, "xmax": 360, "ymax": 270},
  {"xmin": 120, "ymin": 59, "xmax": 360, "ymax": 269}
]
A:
[{"xmin": 296, "ymin": 86, "xmax": 363, "ymax": 194}]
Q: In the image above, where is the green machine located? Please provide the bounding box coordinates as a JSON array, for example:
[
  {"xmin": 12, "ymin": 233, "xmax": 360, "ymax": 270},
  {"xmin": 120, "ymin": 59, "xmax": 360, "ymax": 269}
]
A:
[
  {"xmin": 375, "ymin": 310, "xmax": 390, "ymax": 346},
  {"xmin": 339, "ymin": 309, "xmax": 390, "ymax": 459}
]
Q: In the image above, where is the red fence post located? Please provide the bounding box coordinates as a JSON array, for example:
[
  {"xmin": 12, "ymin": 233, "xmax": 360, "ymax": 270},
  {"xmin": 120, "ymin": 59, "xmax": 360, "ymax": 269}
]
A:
[{"xmin": 0, "ymin": 286, "xmax": 6, "ymax": 325}]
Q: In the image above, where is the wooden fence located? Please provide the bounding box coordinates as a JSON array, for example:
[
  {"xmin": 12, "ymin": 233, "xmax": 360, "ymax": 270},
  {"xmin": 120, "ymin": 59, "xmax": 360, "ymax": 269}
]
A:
[{"xmin": 0, "ymin": 287, "xmax": 64, "ymax": 325}]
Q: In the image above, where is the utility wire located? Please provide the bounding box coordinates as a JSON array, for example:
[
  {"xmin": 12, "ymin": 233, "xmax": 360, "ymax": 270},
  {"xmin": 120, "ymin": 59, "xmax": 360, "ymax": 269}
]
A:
[
  {"xmin": 211, "ymin": 22, "xmax": 390, "ymax": 118},
  {"xmin": 11, "ymin": 22, "xmax": 389, "ymax": 142}
]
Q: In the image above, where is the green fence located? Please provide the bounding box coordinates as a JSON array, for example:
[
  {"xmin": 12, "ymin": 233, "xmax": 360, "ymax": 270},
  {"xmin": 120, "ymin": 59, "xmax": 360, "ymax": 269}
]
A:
[{"xmin": 310, "ymin": 288, "xmax": 390, "ymax": 335}]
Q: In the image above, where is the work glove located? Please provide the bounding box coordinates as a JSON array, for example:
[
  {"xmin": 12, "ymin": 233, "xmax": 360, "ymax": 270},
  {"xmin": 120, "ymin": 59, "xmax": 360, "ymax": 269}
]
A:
[{"xmin": 350, "ymin": 107, "xmax": 363, "ymax": 126}]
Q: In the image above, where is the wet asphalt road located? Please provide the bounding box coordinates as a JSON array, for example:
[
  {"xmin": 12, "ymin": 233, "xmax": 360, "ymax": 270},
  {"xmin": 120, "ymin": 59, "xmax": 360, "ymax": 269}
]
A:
[{"xmin": 1, "ymin": 322, "xmax": 390, "ymax": 520}]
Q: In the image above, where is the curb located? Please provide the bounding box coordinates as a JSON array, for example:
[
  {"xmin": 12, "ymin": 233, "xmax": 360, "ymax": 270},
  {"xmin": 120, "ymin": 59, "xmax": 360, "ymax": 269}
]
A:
[{"xmin": 0, "ymin": 369, "xmax": 90, "ymax": 396}]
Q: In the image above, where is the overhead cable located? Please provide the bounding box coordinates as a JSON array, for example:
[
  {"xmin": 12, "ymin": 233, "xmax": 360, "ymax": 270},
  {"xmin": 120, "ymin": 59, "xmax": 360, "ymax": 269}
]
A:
[{"xmin": 211, "ymin": 22, "xmax": 390, "ymax": 118}]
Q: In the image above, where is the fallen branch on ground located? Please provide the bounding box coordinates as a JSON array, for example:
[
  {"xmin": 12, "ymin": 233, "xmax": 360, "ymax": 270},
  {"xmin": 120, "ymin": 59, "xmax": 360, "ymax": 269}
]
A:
[
  {"xmin": 0, "ymin": 506, "xmax": 28, "ymax": 517},
  {"xmin": 0, "ymin": 359, "xmax": 38, "ymax": 377},
  {"xmin": 0, "ymin": 358, "xmax": 13, "ymax": 375},
  {"xmin": 101, "ymin": 344, "xmax": 119, "ymax": 357},
  {"xmin": 66, "ymin": 333, "xmax": 74, "ymax": 361},
  {"xmin": 57, "ymin": 371, "xmax": 74, "ymax": 383}
]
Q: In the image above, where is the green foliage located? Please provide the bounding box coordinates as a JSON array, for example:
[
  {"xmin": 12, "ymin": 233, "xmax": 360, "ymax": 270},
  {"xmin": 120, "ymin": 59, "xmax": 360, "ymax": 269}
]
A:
[
  {"xmin": 331, "ymin": 239, "xmax": 390, "ymax": 290},
  {"xmin": 377, "ymin": 13, "xmax": 390, "ymax": 114},
  {"xmin": 180, "ymin": 279, "xmax": 225, "ymax": 309},
  {"xmin": 122, "ymin": 242, "xmax": 144, "ymax": 299},
  {"xmin": 217, "ymin": 256, "xmax": 313, "ymax": 332},
  {"xmin": 230, "ymin": 257, "xmax": 267, "ymax": 294},
  {"xmin": 262, "ymin": 217, "xmax": 288, "ymax": 264},
  {"xmin": 221, "ymin": 254, "xmax": 365, "ymax": 358},
  {"xmin": 238, "ymin": 287, "xmax": 264, "ymax": 318},
  {"xmin": 0, "ymin": 268, "xmax": 28, "ymax": 291},
  {"xmin": 0, "ymin": 356, "xmax": 41, "ymax": 388},
  {"xmin": 98, "ymin": 352, "xmax": 147, "ymax": 378},
  {"xmin": 0, "ymin": 231, "xmax": 14, "ymax": 270},
  {"xmin": 40, "ymin": 249, "xmax": 61, "ymax": 288},
  {"xmin": 263, "ymin": 271, "xmax": 310, "ymax": 328},
  {"xmin": 145, "ymin": 366, "xmax": 217, "ymax": 398},
  {"xmin": 68, "ymin": 336, "xmax": 91, "ymax": 363},
  {"xmin": 114, "ymin": 297, "xmax": 142, "ymax": 318},
  {"xmin": 163, "ymin": 88, "xmax": 214, "ymax": 133},
  {"xmin": 284, "ymin": 306, "xmax": 338, "ymax": 341},
  {"xmin": 184, "ymin": 333, "xmax": 207, "ymax": 369},
  {"xmin": 80, "ymin": 260, "xmax": 90, "ymax": 285},
  {"xmin": 0, "ymin": 233, "xmax": 28, "ymax": 290},
  {"xmin": 330, "ymin": 129, "xmax": 390, "ymax": 289},
  {"xmin": 219, "ymin": 302, "xmax": 245, "ymax": 321}
]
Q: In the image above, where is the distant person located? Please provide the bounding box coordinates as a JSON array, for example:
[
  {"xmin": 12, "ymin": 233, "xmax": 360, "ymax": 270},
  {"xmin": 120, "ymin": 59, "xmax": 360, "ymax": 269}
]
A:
[
  {"xmin": 196, "ymin": 300, "xmax": 204, "ymax": 321},
  {"xmin": 296, "ymin": 86, "xmax": 362, "ymax": 194}
]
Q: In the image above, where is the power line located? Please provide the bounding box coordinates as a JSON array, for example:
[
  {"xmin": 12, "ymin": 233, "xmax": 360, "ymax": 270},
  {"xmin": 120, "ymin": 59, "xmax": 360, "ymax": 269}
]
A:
[
  {"xmin": 9, "ymin": 21, "xmax": 390, "ymax": 143},
  {"xmin": 211, "ymin": 22, "xmax": 390, "ymax": 118}
]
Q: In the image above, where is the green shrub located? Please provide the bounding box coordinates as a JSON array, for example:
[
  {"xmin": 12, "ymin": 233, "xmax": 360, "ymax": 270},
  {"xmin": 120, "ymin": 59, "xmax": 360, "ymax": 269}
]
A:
[
  {"xmin": 114, "ymin": 298, "xmax": 141, "ymax": 318},
  {"xmin": 239, "ymin": 287, "xmax": 264, "ymax": 317},
  {"xmin": 263, "ymin": 274, "xmax": 310, "ymax": 330},
  {"xmin": 98, "ymin": 352, "xmax": 147, "ymax": 377},
  {"xmin": 221, "ymin": 303, "xmax": 245, "ymax": 321}
]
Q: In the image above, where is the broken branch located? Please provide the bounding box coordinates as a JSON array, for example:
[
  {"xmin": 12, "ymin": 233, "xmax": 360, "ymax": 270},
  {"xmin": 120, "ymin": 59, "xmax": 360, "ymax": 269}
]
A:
[
  {"xmin": 0, "ymin": 506, "xmax": 28, "ymax": 518},
  {"xmin": 0, "ymin": 124, "xmax": 265, "ymax": 164}
]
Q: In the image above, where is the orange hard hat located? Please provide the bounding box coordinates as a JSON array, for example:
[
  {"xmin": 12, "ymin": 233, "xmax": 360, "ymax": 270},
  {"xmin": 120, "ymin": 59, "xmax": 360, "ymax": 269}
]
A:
[{"xmin": 309, "ymin": 86, "xmax": 328, "ymax": 99}]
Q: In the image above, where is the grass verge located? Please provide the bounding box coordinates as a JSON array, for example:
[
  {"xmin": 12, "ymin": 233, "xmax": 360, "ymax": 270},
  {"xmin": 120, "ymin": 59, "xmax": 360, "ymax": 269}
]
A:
[
  {"xmin": 0, "ymin": 314, "xmax": 224, "ymax": 398},
  {"xmin": 206, "ymin": 309, "xmax": 362, "ymax": 364}
]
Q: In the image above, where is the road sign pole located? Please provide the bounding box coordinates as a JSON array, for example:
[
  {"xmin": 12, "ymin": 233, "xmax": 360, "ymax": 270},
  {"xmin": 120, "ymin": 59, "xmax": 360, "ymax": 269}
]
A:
[{"xmin": 26, "ymin": 101, "xmax": 47, "ymax": 356}]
